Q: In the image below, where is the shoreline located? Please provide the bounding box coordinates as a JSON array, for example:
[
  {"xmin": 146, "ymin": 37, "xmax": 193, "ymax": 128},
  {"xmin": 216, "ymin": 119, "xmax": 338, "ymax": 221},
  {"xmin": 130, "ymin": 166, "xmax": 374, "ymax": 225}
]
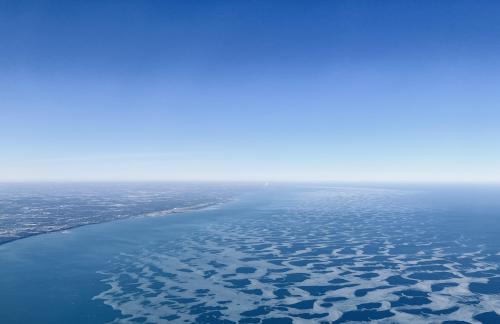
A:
[
  {"xmin": 142, "ymin": 201, "xmax": 227, "ymax": 217},
  {"xmin": 0, "ymin": 200, "xmax": 230, "ymax": 247}
]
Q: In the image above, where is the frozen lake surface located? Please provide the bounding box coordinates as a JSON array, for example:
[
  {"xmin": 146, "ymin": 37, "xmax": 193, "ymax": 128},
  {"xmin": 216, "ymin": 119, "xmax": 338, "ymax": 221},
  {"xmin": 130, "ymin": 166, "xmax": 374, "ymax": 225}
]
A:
[{"xmin": 1, "ymin": 184, "xmax": 500, "ymax": 323}]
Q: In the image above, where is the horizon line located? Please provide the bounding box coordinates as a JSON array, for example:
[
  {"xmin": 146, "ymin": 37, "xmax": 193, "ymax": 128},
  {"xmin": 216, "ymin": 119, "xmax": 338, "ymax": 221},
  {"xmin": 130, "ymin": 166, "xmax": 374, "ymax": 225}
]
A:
[{"xmin": 1, "ymin": 179, "xmax": 500, "ymax": 185}]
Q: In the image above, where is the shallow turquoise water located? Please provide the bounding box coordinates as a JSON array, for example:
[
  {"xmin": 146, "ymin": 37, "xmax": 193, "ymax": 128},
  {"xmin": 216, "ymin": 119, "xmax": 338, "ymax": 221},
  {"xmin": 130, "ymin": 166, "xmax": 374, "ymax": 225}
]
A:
[{"xmin": 1, "ymin": 185, "xmax": 500, "ymax": 323}]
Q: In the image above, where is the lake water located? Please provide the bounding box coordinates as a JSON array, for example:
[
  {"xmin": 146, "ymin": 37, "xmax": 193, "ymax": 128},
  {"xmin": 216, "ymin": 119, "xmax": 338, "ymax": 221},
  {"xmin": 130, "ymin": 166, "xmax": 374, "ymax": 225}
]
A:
[{"xmin": 1, "ymin": 184, "xmax": 500, "ymax": 323}]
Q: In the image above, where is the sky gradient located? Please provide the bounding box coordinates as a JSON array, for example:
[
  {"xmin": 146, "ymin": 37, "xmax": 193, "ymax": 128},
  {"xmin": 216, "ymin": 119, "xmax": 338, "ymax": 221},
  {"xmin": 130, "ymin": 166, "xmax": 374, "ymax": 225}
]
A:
[{"xmin": 1, "ymin": 0, "xmax": 500, "ymax": 182}]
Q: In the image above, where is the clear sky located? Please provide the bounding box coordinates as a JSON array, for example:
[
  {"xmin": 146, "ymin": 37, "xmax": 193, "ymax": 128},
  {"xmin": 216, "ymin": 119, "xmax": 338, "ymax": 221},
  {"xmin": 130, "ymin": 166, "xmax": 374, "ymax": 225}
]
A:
[{"xmin": 1, "ymin": 0, "xmax": 500, "ymax": 182}]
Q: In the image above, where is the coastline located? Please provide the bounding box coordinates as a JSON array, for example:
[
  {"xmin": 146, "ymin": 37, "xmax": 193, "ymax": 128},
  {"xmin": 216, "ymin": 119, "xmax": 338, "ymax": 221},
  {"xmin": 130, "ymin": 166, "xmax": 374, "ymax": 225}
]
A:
[
  {"xmin": 142, "ymin": 200, "xmax": 228, "ymax": 217},
  {"xmin": 0, "ymin": 200, "xmax": 230, "ymax": 247}
]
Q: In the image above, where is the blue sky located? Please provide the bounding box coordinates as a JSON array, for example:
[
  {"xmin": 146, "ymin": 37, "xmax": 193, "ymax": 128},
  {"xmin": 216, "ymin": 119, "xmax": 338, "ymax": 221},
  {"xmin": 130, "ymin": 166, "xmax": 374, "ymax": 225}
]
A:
[{"xmin": 1, "ymin": 0, "xmax": 500, "ymax": 182}]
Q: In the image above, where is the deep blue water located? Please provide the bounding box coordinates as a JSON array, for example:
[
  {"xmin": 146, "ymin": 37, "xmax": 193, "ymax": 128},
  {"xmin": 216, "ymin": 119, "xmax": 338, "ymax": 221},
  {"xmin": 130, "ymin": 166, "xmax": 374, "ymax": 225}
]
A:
[{"xmin": 1, "ymin": 184, "xmax": 500, "ymax": 323}]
